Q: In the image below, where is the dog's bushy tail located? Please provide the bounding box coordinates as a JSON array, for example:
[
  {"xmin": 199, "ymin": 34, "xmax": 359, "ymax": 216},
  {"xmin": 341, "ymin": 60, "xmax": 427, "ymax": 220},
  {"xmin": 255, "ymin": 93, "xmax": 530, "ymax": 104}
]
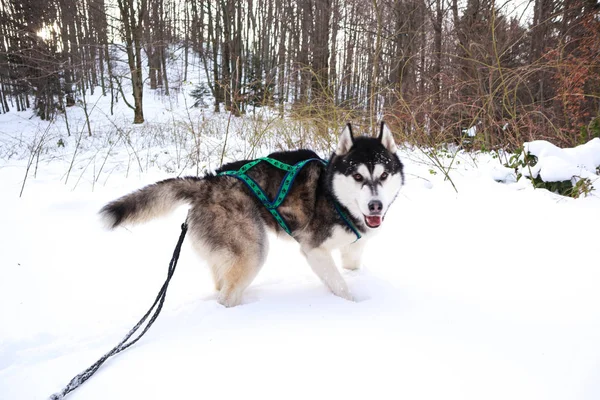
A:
[{"xmin": 100, "ymin": 177, "xmax": 202, "ymax": 229}]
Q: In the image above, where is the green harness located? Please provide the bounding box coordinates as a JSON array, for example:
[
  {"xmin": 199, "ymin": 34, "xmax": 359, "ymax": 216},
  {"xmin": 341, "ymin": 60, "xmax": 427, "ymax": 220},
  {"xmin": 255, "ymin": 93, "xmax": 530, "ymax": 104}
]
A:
[{"xmin": 218, "ymin": 157, "xmax": 362, "ymax": 242}]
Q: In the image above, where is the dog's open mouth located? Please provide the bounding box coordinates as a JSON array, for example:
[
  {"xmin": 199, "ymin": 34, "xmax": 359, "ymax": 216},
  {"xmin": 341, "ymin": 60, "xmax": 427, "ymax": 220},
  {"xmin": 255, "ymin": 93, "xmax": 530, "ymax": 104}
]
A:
[{"xmin": 364, "ymin": 215, "xmax": 382, "ymax": 228}]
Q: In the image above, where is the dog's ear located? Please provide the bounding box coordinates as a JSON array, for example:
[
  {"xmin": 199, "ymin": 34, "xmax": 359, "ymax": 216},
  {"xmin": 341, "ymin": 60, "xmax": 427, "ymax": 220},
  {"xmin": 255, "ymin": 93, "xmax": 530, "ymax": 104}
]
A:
[
  {"xmin": 378, "ymin": 121, "xmax": 397, "ymax": 153},
  {"xmin": 336, "ymin": 123, "xmax": 354, "ymax": 155}
]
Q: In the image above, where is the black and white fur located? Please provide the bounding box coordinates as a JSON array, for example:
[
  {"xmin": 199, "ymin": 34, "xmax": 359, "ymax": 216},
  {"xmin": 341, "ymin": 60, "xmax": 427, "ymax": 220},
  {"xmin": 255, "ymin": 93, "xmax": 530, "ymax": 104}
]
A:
[{"xmin": 100, "ymin": 122, "xmax": 404, "ymax": 307}]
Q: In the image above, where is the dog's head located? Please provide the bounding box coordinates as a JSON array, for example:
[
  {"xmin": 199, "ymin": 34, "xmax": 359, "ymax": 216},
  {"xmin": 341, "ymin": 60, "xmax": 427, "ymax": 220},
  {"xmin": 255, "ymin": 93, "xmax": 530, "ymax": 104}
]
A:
[{"xmin": 329, "ymin": 122, "xmax": 404, "ymax": 229}]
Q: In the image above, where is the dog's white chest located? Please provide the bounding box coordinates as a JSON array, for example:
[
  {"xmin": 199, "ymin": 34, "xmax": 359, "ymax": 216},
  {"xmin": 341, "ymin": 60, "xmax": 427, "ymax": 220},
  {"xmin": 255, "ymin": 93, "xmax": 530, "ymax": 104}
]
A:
[{"xmin": 321, "ymin": 226, "xmax": 363, "ymax": 250}]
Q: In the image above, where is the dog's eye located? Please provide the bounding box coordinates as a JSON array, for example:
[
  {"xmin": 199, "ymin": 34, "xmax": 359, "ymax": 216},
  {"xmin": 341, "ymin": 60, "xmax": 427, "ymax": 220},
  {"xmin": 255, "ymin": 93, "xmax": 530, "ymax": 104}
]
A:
[
  {"xmin": 353, "ymin": 173, "xmax": 364, "ymax": 182},
  {"xmin": 380, "ymin": 172, "xmax": 389, "ymax": 181}
]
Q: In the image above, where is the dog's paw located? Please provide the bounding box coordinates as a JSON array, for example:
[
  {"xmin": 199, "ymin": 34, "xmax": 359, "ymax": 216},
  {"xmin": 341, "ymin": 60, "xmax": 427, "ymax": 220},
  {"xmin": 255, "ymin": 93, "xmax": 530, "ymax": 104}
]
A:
[
  {"xmin": 217, "ymin": 290, "xmax": 243, "ymax": 308},
  {"xmin": 332, "ymin": 289, "xmax": 355, "ymax": 302}
]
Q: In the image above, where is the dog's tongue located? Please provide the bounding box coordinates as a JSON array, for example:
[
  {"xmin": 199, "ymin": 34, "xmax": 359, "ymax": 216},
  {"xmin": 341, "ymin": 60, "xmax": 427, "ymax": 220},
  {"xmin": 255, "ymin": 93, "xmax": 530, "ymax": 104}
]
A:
[{"xmin": 365, "ymin": 215, "xmax": 382, "ymax": 228}]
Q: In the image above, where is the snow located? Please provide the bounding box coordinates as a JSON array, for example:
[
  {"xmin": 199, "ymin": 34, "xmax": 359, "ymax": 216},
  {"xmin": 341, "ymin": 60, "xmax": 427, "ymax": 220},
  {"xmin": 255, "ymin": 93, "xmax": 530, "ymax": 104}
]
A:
[
  {"xmin": 522, "ymin": 139, "xmax": 600, "ymax": 183},
  {"xmin": 488, "ymin": 163, "xmax": 518, "ymax": 183},
  {"xmin": 465, "ymin": 125, "xmax": 477, "ymax": 137},
  {"xmin": 1, "ymin": 61, "xmax": 600, "ymax": 399}
]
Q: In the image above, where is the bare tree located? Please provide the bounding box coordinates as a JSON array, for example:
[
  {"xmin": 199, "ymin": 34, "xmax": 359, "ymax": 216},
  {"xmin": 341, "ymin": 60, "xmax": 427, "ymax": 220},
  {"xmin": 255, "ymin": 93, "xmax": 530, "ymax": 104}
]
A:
[{"xmin": 117, "ymin": 0, "xmax": 146, "ymax": 124}]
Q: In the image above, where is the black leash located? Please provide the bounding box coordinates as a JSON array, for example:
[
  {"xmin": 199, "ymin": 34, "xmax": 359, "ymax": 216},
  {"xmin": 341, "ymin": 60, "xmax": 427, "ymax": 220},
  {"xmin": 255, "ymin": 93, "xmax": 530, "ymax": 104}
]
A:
[{"xmin": 49, "ymin": 221, "xmax": 189, "ymax": 400}]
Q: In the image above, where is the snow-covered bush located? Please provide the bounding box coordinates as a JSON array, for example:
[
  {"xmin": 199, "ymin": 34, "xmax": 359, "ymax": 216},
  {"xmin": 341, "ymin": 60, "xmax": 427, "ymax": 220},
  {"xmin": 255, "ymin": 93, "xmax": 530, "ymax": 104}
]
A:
[{"xmin": 505, "ymin": 138, "xmax": 600, "ymax": 198}]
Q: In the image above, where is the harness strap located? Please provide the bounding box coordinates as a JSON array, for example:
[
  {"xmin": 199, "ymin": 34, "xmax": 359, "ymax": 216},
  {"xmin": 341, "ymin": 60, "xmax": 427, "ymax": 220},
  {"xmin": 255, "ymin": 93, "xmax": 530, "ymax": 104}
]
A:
[
  {"xmin": 218, "ymin": 170, "xmax": 293, "ymax": 234},
  {"xmin": 218, "ymin": 157, "xmax": 361, "ymax": 242},
  {"xmin": 333, "ymin": 202, "xmax": 362, "ymax": 241}
]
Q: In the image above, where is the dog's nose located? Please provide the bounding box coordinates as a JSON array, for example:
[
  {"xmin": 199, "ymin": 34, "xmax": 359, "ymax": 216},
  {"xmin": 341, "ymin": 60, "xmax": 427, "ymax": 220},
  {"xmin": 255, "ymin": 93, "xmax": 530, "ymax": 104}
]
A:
[{"xmin": 368, "ymin": 200, "xmax": 383, "ymax": 214}]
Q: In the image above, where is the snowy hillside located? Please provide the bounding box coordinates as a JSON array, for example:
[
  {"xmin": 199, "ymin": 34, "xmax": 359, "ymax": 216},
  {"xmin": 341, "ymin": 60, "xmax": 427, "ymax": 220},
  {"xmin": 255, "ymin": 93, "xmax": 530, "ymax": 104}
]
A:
[{"xmin": 1, "ymin": 72, "xmax": 600, "ymax": 399}]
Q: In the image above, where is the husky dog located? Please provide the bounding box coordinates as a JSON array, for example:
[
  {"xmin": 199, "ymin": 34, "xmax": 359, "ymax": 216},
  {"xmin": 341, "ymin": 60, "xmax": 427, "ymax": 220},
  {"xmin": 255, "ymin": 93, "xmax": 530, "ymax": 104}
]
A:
[{"xmin": 100, "ymin": 122, "xmax": 404, "ymax": 307}]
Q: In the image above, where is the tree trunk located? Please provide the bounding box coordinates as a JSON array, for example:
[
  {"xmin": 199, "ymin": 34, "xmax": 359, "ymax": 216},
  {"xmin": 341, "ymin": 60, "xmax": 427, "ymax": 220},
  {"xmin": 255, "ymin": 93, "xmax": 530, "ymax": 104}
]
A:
[{"xmin": 117, "ymin": 0, "xmax": 146, "ymax": 124}]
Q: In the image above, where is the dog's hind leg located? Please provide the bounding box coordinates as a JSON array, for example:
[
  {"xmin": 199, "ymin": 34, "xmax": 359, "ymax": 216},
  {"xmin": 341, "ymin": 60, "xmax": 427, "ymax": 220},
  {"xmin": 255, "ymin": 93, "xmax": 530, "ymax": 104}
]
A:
[
  {"xmin": 301, "ymin": 246, "xmax": 354, "ymax": 301},
  {"xmin": 187, "ymin": 229, "xmax": 267, "ymax": 307},
  {"xmin": 202, "ymin": 223, "xmax": 268, "ymax": 307},
  {"xmin": 214, "ymin": 249, "xmax": 266, "ymax": 307},
  {"xmin": 187, "ymin": 187, "xmax": 269, "ymax": 307}
]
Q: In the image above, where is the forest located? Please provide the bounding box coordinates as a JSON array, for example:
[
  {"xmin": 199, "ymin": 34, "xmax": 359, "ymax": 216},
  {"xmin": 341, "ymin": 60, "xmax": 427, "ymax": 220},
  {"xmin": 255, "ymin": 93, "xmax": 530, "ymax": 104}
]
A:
[{"xmin": 0, "ymin": 0, "xmax": 599, "ymax": 149}]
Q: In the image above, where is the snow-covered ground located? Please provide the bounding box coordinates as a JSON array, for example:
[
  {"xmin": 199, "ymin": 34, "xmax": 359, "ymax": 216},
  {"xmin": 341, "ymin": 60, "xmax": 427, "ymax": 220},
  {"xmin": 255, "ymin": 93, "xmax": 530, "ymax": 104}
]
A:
[{"xmin": 1, "ymin": 76, "xmax": 600, "ymax": 399}]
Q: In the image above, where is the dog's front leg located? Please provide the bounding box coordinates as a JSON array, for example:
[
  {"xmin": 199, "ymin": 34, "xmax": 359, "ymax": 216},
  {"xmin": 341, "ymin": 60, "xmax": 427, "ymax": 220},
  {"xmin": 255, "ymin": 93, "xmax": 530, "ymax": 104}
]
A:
[
  {"xmin": 340, "ymin": 240, "xmax": 366, "ymax": 271},
  {"xmin": 302, "ymin": 246, "xmax": 354, "ymax": 301}
]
